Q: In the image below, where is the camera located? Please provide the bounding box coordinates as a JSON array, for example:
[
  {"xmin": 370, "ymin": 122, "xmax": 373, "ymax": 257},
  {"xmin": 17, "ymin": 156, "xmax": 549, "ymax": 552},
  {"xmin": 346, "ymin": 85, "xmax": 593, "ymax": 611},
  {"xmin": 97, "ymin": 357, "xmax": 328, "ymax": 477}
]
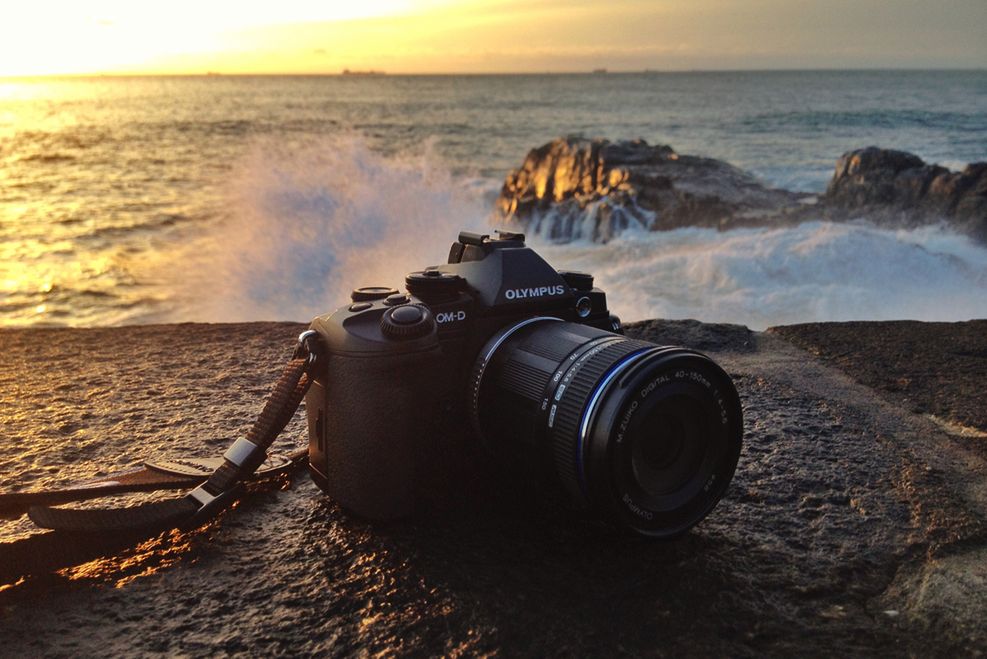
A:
[{"xmin": 304, "ymin": 230, "xmax": 743, "ymax": 537}]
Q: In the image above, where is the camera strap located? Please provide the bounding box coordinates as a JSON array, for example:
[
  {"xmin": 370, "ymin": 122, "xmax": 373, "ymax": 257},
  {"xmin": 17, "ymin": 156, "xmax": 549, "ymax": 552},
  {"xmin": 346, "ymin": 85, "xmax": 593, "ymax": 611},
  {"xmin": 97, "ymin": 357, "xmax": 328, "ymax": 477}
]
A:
[
  {"xmin": 22, "ymin": 331, "xmax": 322, "ymax": 533},
  {"xmin": 0, "ymin": 450, "xmax": 306, "ymax": 520}
]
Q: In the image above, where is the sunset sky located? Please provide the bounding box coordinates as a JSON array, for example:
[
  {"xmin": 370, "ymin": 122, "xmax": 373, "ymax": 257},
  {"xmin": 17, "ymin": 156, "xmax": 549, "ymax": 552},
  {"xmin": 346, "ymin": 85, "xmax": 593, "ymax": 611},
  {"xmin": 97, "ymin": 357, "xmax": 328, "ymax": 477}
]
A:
[{"xmin": 1, "ymin": 0, "xmax": 984, "ymax": 76}]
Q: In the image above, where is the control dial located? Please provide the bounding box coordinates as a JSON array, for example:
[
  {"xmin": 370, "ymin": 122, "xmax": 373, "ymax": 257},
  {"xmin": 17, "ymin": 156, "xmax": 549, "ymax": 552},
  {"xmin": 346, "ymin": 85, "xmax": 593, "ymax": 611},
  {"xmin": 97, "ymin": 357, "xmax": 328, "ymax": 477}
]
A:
[{"xmin": 380, "ymin": 304, "xmax": 435, "ymax": 340}]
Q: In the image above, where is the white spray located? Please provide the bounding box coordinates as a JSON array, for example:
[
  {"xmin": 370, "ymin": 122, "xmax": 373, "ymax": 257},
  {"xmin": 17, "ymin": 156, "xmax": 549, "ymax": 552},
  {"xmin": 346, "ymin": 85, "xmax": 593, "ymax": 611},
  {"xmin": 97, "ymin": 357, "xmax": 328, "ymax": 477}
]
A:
[
  {"xmin": 170, "ymin": 137, "xmax": 987, "ymax": 329},
  {"xmin": 173, "ymin": 136, "xmax": 488, "ymax": 322}
]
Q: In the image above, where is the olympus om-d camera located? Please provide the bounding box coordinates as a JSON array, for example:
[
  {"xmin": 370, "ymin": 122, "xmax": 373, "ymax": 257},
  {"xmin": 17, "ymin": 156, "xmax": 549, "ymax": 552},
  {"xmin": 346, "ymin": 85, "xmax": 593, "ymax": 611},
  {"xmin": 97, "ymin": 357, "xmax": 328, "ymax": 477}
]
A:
[{"xmin": 304, "ymin": 231, "xmax": 743, "ymax": 537}]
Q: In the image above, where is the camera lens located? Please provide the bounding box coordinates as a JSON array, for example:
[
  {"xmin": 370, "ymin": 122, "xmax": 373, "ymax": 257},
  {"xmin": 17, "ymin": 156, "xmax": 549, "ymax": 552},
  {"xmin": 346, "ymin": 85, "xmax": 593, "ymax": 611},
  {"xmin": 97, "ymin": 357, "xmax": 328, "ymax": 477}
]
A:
[{"xmin": 470, "ymin": 319, "xmax": 742, "ymax": 537}]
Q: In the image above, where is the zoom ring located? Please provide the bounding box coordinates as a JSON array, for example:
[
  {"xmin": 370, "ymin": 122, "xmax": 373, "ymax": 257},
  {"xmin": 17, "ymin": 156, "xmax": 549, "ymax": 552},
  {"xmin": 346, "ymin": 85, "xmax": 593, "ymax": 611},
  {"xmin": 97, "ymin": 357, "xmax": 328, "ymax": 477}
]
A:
[{"xmin": 548, "ymin": 339, "xmax": 653, "ymax": 501}]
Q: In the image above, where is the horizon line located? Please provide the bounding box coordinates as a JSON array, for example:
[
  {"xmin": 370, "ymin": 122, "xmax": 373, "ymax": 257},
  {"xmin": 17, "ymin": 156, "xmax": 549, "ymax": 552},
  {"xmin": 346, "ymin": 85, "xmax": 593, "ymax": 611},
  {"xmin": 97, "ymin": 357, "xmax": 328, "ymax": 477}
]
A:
[{"xmin": 3, "ymin": 66, "xmax": 986, "ymax": 80}]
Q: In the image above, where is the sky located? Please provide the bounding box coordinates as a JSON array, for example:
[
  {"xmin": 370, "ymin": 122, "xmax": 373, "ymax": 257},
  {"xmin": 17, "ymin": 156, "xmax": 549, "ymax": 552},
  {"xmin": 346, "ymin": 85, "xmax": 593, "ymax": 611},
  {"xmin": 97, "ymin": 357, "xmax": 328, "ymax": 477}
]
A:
[{"xmin": 0, "ymin": 0, "xmax": 984, "ymax": 76}]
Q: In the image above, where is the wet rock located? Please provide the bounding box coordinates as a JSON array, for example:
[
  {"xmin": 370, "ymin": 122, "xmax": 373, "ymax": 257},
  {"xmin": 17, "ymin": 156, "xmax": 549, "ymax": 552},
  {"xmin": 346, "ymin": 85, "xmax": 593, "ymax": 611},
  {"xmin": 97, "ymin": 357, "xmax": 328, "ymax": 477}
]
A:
[
  {"xmin": 495, "ymin": 138, "xmax": 987, "ymax": 245},
  {"xmin": 495, "ymin": 136, "xmax": 807, "ymax": 242},
  {"xmin": 823, "ymin": 147, "xmax": 987, "ymax": 241}
]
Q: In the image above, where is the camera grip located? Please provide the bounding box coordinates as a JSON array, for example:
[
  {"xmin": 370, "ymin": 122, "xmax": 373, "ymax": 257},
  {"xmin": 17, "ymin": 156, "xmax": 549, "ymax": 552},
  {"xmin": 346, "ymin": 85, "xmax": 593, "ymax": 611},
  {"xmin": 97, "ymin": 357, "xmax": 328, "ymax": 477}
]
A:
[{"xmin": 307, "ymin": 346, "xmax": 441, "ymax": 520}]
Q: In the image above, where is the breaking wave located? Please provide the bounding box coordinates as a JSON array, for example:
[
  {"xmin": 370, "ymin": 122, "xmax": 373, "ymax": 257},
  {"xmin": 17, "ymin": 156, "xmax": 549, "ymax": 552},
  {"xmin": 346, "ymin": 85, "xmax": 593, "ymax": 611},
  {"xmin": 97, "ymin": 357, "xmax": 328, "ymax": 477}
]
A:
[
  {"xmin": 170, "ymin": 137, "xmax": 489, "ymax": 322},
  {"xmin": 535, "ymin": 222, "xmax": 987, "ymax": 329},
  {"xmin": 170, "ymin": 138, "xmax": 987, "ymax": 330}
]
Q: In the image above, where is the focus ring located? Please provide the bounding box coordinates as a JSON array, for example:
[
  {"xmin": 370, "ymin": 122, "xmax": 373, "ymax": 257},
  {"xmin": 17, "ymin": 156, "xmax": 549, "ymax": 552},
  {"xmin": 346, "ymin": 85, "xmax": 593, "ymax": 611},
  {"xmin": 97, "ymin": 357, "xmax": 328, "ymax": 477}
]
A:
[{"xmin": 548, "ymin": 338, "xmax": 653, "ymax": 500}]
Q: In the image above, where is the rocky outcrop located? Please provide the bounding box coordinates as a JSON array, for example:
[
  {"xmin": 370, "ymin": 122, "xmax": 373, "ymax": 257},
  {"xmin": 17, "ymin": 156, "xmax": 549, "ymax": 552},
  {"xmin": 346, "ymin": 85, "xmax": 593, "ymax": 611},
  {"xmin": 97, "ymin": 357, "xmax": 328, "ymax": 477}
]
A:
[
  {"xmin": 495, "ymin": 136, "xmax": 807, "ymax": 242},
  {"xmin": 823, "ymin": 147, "xmax": 987, "ymax": 241},
  {"xmin": 495, "ymin": 137, "xmax": 987, "ymax": 244}
]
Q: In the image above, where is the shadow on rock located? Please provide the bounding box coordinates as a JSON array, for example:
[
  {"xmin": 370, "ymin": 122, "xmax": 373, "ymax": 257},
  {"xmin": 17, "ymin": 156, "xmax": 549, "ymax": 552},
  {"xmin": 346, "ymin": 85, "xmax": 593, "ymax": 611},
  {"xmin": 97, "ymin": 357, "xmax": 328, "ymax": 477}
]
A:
[{"xmin": 298, "ymin": 478, "xmax": 762, "ymax": 656}]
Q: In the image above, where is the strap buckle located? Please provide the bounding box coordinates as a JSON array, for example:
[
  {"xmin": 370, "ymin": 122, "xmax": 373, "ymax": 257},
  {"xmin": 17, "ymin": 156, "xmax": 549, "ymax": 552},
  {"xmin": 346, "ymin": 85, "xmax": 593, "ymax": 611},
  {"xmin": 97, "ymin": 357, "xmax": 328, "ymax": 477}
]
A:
[{"xmin": 185, "ymin": 483, "xmax": 243, "ymax": 529}]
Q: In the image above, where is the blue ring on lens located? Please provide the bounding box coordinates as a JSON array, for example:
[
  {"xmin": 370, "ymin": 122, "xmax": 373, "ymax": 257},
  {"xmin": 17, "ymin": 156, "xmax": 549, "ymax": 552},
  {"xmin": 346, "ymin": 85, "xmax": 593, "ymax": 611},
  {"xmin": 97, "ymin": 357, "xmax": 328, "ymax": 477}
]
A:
[{"xmin": 575, "ymin": 348, "xmax": 651, "ymax": 496}]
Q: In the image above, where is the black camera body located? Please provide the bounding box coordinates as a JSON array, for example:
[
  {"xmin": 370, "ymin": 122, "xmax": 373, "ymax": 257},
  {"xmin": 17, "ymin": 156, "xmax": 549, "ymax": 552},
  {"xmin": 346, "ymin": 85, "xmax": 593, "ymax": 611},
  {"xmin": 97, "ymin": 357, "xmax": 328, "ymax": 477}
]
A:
[{"xmin": 305, "ymin": 231, "xmax": 743, "ymax": 537}]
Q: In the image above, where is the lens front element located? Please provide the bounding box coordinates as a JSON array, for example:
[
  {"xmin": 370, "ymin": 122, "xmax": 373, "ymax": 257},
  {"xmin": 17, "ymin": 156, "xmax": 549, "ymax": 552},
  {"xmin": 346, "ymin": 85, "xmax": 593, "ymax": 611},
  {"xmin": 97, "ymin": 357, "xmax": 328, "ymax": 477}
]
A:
[{"xmin": 630, "ymin": 395, "xmax": 707, "ymax": 499}]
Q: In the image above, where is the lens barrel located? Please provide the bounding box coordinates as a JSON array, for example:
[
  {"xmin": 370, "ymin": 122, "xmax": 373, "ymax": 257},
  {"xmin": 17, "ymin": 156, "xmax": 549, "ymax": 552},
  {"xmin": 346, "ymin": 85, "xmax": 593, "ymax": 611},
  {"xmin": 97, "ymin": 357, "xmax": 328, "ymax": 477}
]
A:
[{"xmin": 471, "ymin": 318, "xmax": 742, "ymax": 537}]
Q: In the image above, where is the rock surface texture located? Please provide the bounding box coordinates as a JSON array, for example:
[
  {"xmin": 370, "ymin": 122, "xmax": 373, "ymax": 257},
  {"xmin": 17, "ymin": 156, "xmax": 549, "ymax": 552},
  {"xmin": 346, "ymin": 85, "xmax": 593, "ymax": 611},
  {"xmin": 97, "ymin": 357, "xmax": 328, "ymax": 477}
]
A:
[
  {"xmin": 1, "ymin": 321, "xmax": 985, "ymax": 656},
  {"xmin": 496, "ymin": 137, "xmax": 987, "ymax": 244},
  {"xmin": 771, "ymin": 320, "xmax": 987, "ymax": 437}
]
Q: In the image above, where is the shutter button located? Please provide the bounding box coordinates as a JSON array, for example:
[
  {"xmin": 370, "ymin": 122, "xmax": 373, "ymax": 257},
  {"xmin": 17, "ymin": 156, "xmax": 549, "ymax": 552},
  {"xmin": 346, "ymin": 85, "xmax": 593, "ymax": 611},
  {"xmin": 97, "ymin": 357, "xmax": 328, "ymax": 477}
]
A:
[{"xmin": 384, "ymin": 293, "xmax": 410, "ymax": 306}]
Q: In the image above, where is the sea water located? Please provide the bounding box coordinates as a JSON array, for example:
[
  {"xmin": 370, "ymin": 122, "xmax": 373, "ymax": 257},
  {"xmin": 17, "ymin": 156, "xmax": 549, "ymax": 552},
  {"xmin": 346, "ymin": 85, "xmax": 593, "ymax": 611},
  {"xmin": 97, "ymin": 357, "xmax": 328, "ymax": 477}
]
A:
[{"xmin": 1, "ymin": 71, "xmax": 985, "ymax": 329}]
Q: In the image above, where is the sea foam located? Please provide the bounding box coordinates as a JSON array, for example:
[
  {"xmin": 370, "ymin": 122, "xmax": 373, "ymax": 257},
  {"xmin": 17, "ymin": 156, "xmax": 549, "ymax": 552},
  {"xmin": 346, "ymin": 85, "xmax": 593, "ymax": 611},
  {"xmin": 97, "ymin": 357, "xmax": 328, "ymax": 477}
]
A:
[
  {"xmin": 535, "ymin": 222, "xmax": 987, "ymax": 329},
  {"xmin": 177, "ymin": 137, "xmax": 488, "ymax": 322},
  {"xmin": 175, "ymin": 138, "xmax": 987, "ymax": 330}
]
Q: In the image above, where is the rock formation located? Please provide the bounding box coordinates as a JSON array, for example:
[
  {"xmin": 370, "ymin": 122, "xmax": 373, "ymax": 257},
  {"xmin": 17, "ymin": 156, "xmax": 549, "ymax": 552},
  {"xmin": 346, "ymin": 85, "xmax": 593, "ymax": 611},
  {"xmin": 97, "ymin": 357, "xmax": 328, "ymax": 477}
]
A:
[
  {"xmin": 824, "ymin": 147, "xmax": 987, "ymax": 242},
  {"xmin": 495, "ymin": 137, "xmax": 987, "ymax": 244},
  {"xmin": 495, "ymin": 137, "xmax": 807, "ymax": 242}
]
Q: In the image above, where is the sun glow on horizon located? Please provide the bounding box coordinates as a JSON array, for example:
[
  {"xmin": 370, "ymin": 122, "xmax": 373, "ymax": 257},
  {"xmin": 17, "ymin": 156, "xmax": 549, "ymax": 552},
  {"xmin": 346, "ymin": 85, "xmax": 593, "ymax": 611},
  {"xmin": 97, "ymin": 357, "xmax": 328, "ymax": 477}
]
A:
[
  {"xmin": 1, "ymin": 0, "xmax": 984, "ymax": 76},
  {"xmin": 0, "ymin": 1, "xmax": 433, "ymax": 76}
]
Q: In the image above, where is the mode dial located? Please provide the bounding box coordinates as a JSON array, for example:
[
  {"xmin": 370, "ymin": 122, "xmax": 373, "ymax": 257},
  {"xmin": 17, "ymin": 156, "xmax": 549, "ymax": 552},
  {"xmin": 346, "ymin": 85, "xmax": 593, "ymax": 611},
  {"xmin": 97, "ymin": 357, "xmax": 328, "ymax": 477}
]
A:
[
  {"xmin": 405, "ymin": 269, "xmax": 463, "ymax": 302},
  {"xmin": 380, "ymin": 304, "xmax": 434, "ymax": 340}
]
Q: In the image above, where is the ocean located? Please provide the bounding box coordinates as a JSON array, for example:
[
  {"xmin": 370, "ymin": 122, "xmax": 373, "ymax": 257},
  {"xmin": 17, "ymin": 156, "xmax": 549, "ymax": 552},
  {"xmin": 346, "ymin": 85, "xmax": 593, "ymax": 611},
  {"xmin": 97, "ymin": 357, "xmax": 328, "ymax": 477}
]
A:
[{"xmin": 2, "ymin": 70, "xmax": 986, "ymax": 329}]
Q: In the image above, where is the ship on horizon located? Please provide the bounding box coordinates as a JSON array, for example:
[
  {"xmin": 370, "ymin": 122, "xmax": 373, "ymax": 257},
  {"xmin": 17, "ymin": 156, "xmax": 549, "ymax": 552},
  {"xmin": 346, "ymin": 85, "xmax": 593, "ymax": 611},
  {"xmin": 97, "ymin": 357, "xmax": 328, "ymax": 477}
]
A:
[{"xmin": 342, "ymin": 68, "xmax": 386, "ymax": 76}]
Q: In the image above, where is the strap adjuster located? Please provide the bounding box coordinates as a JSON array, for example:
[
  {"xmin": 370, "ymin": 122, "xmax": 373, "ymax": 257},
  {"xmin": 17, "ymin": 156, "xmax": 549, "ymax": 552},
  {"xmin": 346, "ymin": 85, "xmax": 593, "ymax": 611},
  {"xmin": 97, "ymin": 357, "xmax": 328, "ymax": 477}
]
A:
[{"xmin": 223, "ymin": 437, "xmax": 264, "ymax": 469}]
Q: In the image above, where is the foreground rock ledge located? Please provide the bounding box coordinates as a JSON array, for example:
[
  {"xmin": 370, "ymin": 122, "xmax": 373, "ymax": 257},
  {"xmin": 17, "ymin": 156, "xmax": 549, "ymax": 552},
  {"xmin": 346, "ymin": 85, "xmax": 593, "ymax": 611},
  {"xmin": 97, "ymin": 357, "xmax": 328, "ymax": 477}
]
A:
[
  {"xmin": 0, "ymin": 320, "xmax": 985, "ymax": 656},
  {"xmin": 496, "ymin": 136, "xmax": 987, "ymax": 243}
]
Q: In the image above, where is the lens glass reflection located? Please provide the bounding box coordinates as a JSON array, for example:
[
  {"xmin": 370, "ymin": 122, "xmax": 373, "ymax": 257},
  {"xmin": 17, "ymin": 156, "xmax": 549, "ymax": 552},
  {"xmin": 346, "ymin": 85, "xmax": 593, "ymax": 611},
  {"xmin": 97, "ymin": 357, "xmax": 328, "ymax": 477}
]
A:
[{"xmin": 629, "ymin": 395, "xmax": 708, "ymax": 499}]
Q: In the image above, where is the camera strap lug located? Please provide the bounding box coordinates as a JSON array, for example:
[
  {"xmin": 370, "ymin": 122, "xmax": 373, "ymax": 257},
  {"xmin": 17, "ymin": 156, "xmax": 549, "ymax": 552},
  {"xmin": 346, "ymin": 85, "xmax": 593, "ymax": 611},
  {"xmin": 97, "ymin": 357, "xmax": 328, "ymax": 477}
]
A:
[
  {"xmin": 23, "ymin": 332, "xmax": 324, "ymax": 533},
  {"xmin": 296, "ymin": 329, "xmax": 325, "ymax": 369}
]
